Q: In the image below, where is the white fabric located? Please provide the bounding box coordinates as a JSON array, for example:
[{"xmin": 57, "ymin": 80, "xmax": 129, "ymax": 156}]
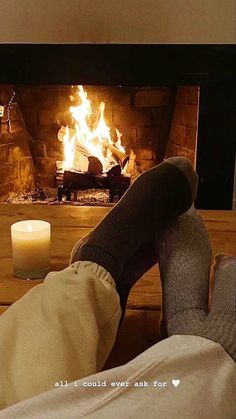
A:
[{"xmin": 0, "ymin": 262, "xmax": 121, "ymax": 409}]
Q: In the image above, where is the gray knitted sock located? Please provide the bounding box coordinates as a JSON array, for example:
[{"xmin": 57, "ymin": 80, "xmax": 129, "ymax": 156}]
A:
[
  {"xmin": 71, "ymin": 157, "xmax": 197, "ymax": 282},
  {"xmin": 198, "ymin": 254, "xmax": 236, "ymax": 361},
  {"xmin": 157, "ymin": 206, "xmax": 212, "ymax": 336}
]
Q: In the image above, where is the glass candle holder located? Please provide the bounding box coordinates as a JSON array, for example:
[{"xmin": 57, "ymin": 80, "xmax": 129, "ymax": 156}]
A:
[{"xmin": 11, "ymin": 220, "xmax": 51, "ymax": 279}]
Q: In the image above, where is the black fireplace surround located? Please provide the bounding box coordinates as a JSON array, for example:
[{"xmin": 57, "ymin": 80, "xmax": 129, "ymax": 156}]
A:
[{"xmin": 0, "ymin": 44, "xmax": 235, "ymax": 209}]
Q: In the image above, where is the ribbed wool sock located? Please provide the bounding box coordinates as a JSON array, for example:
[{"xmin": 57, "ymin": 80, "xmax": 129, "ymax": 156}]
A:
[
  {"xmin": 157, "ymin": 206, "xmax": 212, "ymax": 337},
  {"xmin": 72, "ymin": 157, "xmax": 197, "ymax": 282},
  {"xmin": 198, "ymin": 254, "xmax": 236, "ymax": 361},
  {"xmin": 115, "ymin": 239, "xmax": 157, "ymax": 319},
  {"xmin": 71, "ymin": 238, "xmax": 157, "ymax": 320}
]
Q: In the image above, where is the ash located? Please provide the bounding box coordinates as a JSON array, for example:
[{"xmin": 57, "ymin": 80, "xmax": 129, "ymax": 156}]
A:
[
  {"xmin": 1, "ymin": 188, "xmax": 111, "ymax": 206},
  {"xmin": 73, "ymin": 189, "xmax": 110, "ymax": 204},
  {"xmin": 1, "ymin": 188, "xmax": 57, "ymax": 204}
]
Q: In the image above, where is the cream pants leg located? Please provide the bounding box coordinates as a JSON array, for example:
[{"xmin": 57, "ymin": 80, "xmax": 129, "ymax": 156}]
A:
[
  {"xmin": 0, "ymin": 262, "xmax": 235, "ymax": 418},
  {"xmin": 0, "ymin": 261, "xmax": 121, "ymax": 409}
]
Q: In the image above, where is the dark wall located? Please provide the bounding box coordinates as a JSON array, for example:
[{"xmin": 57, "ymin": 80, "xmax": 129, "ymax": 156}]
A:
[
  {"xmin": 196, "ymin": 83, "xmax": 236, "ymax": 209},
  {"xmin": 0, "ymin": 45, "xmax": 234, "ymax": 86}
]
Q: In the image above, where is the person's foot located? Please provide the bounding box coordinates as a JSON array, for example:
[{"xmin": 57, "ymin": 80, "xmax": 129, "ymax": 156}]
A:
[
  {"xmin": 198, "ymin": 254, "xmax": 236, "ymax": 361},
  {"xmin": 71, "ymin": 157, "xmax": 197, "ymax": 288},
  {"xmin": 156, "ymin": 206, "xmax": 212, "ymax": 337},
  {"xmin": 157, "ymin": 208, "xmax": 236, "ymax": 362}
]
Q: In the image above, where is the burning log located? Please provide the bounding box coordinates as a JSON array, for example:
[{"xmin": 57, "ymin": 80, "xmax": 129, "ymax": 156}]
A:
[
  {"xmin": 59, "ymin": 126, "xmax": 103, "ymax": 174},
  {"xmin": 122, "ymin": 156, "xmax": 129, "ymax": 169},
  {"xmin": 106, "ymin": 142, "xmax": 127, "ymax": 162},
  {"xmin": 63, "ymin": 171, "xmax": 107, "ymax": 190},
  {"xmin": 107, "ymin": 165, "xmax": 121, "ymax": 176},
  {"xmin": 88, "ymin": 156, "xmax": 103, "ymax": 175},
  {"xmin": 58, "ymin": 126, "xmax": 90, "ymax": 157},
  {"xmin": 125, "ymin": 149, "xmax": 136, "ymax": 175},
  {"xmin": 58, "ymin": 126, "xmax": 128, "ymax": 175}
]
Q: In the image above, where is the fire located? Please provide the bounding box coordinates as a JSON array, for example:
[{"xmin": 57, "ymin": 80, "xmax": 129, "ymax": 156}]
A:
[
  {"xmin": 62, "ymin": 126, "xmax": 76, "ymax": 172},
  {"xmin": 59, "ymin": 85, "xmax": 127, "ymax": 174},
  {"xmin": 115, "ymin": 129, "xmax": 125, "ymax": 154}
]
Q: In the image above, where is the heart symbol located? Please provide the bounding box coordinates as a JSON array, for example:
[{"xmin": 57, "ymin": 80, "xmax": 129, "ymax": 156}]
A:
[{"xmin": 172, "ymin": 379, "xmax": 180, "ymax": 387}]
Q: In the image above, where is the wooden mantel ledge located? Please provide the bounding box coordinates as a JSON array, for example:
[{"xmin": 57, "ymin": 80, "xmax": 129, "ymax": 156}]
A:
[{"xmin": 0, "ymin": 205, "xmax": 235, "ymax": 312}]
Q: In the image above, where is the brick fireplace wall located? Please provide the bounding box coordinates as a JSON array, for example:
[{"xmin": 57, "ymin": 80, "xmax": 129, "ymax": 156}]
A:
[
  {"xmin": 15, "ymin": 86, "xmax": 70, "ymax": 188},
  {"xmin": 166, "ymin": 86, "xmax": 199, "ymax": 167},
  {"xmin": 0, "ymin": 85, "xmax": 34, "ymax": 199}
]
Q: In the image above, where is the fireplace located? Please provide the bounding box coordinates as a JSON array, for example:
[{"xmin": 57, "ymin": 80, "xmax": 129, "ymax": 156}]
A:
[
  {"xmin": 0, "ymin": 82, "xmax": 199, "ymax": 204},
  {"xmin": 0, "ymin": 45, "xmax": 235, "ymax": 208}
]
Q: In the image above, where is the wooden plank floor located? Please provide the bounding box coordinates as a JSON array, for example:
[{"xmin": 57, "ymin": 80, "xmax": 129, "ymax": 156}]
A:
[{"xmin": 0, "ymin": 205, "xmax": 235, "ymax": 364}]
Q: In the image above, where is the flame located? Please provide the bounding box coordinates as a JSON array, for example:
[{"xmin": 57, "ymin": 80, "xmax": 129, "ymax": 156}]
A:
[
  {"xmin": 95, "ymin": 102, "xmax": 112, "ymax": 143},
  {"xmin": 115, "ymin": 129, "xmax": 125, "ymax": 153},
  {"xmin": 60, "ymin": 86, "xmax": 127, "ymax": 173},
  {"xmin": 27, "ymin": 223, "xmax": 32, "ymax": 233},
  {"xmin": 62, "ymin": 126, "xmax": 76, "ymax": 171},
  {"xmin": 121, "ymin": 160, "xmax": 129, "ymax": 176}
]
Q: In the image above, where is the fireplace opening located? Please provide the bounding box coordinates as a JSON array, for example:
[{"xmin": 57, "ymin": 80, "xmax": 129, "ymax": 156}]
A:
[{"xmin": 0, "ymin": 84, "xmax": 199, "ymax": 205}]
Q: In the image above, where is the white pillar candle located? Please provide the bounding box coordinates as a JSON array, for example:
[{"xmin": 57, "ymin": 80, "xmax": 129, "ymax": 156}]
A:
[{"xmin": 11, "ymin": 220, "xmax": 51, "ymax": 279}]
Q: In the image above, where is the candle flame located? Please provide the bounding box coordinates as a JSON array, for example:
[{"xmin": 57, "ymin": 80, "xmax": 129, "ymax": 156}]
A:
[{"xmin": 27, "ymin": 224, "xmax": 32, "ymax": 233}]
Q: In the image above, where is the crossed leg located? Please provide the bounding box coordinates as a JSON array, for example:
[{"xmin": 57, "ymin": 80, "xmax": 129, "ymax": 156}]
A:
[{"xmin": 0, "ymin": 158, "xmax": 235, "ymax": 419}]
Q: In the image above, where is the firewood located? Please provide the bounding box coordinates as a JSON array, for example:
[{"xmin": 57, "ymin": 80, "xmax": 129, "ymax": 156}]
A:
[
  {"xmin": 73, "ymin": 152, "xmax": 89, "ymax": 172},
  {"xmin": 125, "ymin": 149, "xmax": 136, "ymax": 175},
  {"xmin": 62, "ymin": 170, "xmax": 130, "ymax": 192},
  {"xmin": 107, "ymin": 142, "xmax": 127, "ymax": 162},
  {"xmin": 75, "ymin": 141, "xmax": 90, "ymax": 158},
  {"xmin": 107, "ymin": 165, "xmax": 122, "ymax": 176},
  {"xmin": 122, "ymin": 156, "xmax": 129, "ymax": 169},
  {"xmin": 63, "ymin": 171, "xmax": 108, "ymax": 190},
  {"xmin": 88, "ymin": 156, "xmax": 103, "ymax": 174},
  {"xmin": 58, "ymin": 127, "xmax": 90, "ymax": 157}
]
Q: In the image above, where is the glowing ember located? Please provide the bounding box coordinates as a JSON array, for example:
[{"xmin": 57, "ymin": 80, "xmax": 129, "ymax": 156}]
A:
[{"xmin": 59, "ymin": 85, "xmax": 128, "ymax": 174}]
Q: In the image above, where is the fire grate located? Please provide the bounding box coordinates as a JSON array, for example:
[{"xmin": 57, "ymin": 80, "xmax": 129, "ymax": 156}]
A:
[{"xmin": 56, "ymin": 170, "xmax": 130, "ymax": 203}]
